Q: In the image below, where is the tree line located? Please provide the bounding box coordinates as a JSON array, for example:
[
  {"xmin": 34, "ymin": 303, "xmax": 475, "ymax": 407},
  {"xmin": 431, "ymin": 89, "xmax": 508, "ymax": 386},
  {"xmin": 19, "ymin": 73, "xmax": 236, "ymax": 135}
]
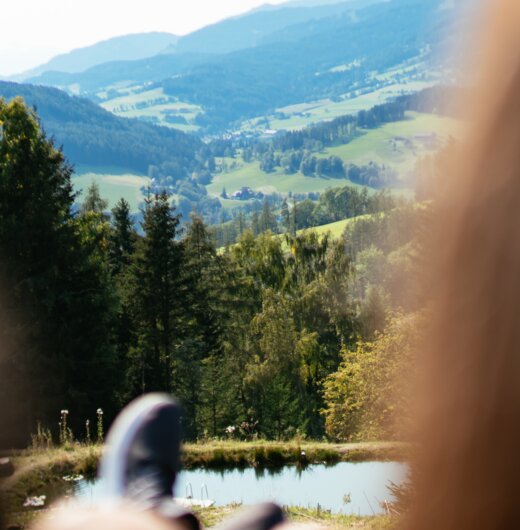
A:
[{"xmin": 210, "ymin": 186, "xmax": 401, "ymax": 248}]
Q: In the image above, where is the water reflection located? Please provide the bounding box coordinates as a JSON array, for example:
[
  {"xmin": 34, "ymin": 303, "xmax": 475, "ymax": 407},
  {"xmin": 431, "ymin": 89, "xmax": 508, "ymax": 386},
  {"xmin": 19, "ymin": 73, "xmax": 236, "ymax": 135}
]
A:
[{"xmin": 75, "ymin": 461, "xmax": 406, "ymax": 516}]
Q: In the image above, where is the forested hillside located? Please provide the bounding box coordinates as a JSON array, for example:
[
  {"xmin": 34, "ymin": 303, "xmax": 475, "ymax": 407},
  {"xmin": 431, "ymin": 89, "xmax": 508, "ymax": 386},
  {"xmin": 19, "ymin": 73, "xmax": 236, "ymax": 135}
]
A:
[
  {"xmin": 0, "ymin": 82, "xmax": 208, "ymax": 175},
  {"xmin": 0, "ymin": 99, "xmax": 429, "ymax": 445},
  {"xmin": 158, "ymin": 0, "xmax": 452, "ymax": 130}
]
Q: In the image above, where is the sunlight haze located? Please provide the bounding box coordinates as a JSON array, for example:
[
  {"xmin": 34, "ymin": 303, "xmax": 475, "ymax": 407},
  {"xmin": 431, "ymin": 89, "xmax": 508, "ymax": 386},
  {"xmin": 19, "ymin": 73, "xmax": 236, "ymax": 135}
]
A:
[{"xmin": 0, "ymin": 0, "xmax": 289, "ymax": 76}]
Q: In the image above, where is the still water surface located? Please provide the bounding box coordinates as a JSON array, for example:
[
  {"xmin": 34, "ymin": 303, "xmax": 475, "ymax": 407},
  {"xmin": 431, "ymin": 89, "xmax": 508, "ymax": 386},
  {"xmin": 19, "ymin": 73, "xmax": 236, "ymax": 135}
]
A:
[{"xmin": 75, "ymin": 462, "xmax": 406, "ymax": 516}]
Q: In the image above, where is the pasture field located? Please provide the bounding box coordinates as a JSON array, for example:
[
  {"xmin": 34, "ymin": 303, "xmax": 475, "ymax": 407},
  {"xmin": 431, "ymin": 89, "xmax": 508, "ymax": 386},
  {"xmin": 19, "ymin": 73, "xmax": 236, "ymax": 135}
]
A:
[
  {"xmin": 73, "ymin": 165, "xmax": 150, "ymax": 212},
  {"xmin": 242, "ymin": 81, "xmax": 436, "ymax": 132},
  {"xmin": 212, "ymin": 112, "xmax": 461, "ymax": 200},
  {"xmin": 208, "ymin": 161, "xmax": 359, "ymax": 198},
  {"xmin": 298, "ymin": 217, "xmax": 364, "ymax": 240},
  {"xmin": 100, "ymin": 86, "xmax": 202, "ymax": 132},
  {"xmin": 320, "ymin": 111, "xmax": 463, "ymax": 175}
]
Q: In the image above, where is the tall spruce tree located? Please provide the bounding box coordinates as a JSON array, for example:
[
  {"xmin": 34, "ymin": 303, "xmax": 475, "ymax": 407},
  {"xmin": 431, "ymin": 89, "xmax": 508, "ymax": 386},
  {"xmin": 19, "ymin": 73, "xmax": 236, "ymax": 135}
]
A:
[
  {"xmin": 125, "ymin": 192, "xmax": 182, "ymax": 396},
  {"xmin": 281, "ymin": 199, "xmax": 290, "ymax": 233},
  {"xmin": 108, "ymin": 198, "xmax": 137, "ymax": 405},
  {"xmin": 0, "ymin": 98, "xmax": 119, "ymax": 444},
  {"xmin": 259, "ymin": 199, "xmax": 277, "ymax": 234},
  {"xmin": 109, "ymin": 198, "xmax": 136, "ymax": 276},
  {"xmin": 81, "ymin": 182, "xmax": 108, "ymax": 216},
  {"xmin": 180, "ymin": 215, "xmax": 227, "ymax": 437}
]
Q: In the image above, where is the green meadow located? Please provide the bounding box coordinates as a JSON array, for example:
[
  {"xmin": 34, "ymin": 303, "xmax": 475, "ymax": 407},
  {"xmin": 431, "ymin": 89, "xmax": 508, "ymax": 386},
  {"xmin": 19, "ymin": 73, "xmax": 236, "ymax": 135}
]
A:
[
  {"xmin": 73, "ymin": 166, "xmax": 150, "ymax": 212},
  {"xmin": 100, "ymin": 87, "xmax": 202, "ymax": 132},
  {"xmin": 320, "ymin": 111, "xmax": 464, "ymax": 174},
  {"xmin": 243, "ymin": 81, "xmax": 436, "ymax": 132},
  {"xmin": 208, "ymin": 161, "xmax": 358, "ymax": 199},
  {"xmin": 211, "ymin": 112, "xmax": 461, "ymax": 200}
]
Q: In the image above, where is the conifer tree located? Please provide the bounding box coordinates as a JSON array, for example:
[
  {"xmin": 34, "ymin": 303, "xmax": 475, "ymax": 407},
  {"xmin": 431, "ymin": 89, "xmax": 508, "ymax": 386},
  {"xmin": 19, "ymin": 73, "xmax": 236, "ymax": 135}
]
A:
[
  {"xmin": 251, "ymin": 210, "xmax": 261, "ymax": 236},
  {"xmin": 259, "ymin": 199, "xmax": 276, "ymax": 233},
  {"xmin": 0, "ymin": 98, "xmax": 119, "ymax": 442},
  {"xmin": 109, "ymin": 198, "xmax": 136, "ymax": 276},
  {"xmin": 247, "ymin": 289, "xmax": 304, "ymax": 438},
  {"xmin": 281, "ymin": 199, "xmax": 290, "ymax": 233},
  {"xmin": 81, "ymin": 182, "xmax": 108, "ymax": 215},
  {"xmin": 108, "ymin": 198, "xmax": 138, "ymax": 403},
  {"xmin": 126, "ymin": 192, "xmax": 182, "ymax": 395},
  {"xmin": 179, "ymin": 215, "xmax": 229, "ymax": 437}
]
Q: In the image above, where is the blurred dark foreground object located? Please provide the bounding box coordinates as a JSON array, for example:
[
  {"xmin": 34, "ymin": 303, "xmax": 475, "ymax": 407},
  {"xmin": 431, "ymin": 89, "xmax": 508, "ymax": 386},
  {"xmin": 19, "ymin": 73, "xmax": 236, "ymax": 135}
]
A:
[
  {"xmin": 0, "ymin": 459, "xmax": 14, "ymax": 479},
  {"xmin": 405, "ymin": 0, "xmax": 520, "ymax": 529},
  {"xmin": 97, "ymin": 394, "xmax": 284, "ymax": 530}
]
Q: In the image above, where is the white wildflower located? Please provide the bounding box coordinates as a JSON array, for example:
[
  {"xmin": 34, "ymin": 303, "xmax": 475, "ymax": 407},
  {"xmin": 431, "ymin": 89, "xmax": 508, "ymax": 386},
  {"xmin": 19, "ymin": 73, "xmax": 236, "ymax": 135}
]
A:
[
  {"xmin": 24, "ymin": 495, "xmax": 46, "ymax": 508},
  {"xmin": 63, "ymin": 474, "xmax": 84, "ymax": 482}
]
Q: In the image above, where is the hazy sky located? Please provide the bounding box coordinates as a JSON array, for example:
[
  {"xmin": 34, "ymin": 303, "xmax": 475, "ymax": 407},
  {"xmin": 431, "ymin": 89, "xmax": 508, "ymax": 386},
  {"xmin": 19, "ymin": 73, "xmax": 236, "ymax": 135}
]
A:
[{"xmin": 0, "ymin": 0, "xmax": 288, "ymax": 76}]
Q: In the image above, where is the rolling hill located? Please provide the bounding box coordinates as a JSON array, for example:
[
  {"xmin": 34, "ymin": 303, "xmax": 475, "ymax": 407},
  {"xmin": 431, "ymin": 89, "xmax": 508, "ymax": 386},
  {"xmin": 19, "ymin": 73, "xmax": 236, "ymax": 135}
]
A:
[
  {"xmin": 161, "ymin": 0, "xmax": 452, "ymax": 130},
  {"xmin": 0, "ymin": 81, "xmax": 204, "ymax": 176},
  {"xmin": 207, "ymin": 110, "xmax": 461, "ymax": 202}
]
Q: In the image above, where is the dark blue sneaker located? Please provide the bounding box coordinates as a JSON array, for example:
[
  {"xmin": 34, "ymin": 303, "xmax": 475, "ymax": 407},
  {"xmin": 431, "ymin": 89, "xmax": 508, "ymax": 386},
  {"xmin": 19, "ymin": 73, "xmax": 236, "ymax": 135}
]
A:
[{"xmin": 99, "ymin": 393, "xmax": 200, "ymax": 530}]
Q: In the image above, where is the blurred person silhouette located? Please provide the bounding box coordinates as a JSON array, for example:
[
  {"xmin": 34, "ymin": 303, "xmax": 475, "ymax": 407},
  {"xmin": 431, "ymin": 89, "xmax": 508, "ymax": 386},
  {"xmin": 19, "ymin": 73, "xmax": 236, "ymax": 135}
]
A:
[{"xmin": 406, "ymin": 0, "xmax": 520, "ymax": 528}]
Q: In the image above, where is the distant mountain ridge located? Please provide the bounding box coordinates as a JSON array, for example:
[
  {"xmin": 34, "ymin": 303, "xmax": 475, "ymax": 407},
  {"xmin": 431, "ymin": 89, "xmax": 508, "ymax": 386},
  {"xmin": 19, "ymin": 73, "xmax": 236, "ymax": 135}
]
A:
[
  {"xmin": 160, "ymin": 0, "xmax": 451, "ymax": 129},
  {"xmin": 22, "ymin": 0, "xmax": 384, "ymax": 82},
  {"xmin": 13, "ymin": 32, "xmax": 179, "ymax": 80},
  {"xmin": 16, "ymin": 0, "xmax": 455, "ymax": 133},
  {"xmin": 27, "ymin": 53, "xmax": 214, "ymax": 94},
  {"xmin": 24, "ymin": 1, "xmax": 372, "ymax": 93},
  {"xmin": 171, "ymin": 2, "xmax": 357, "ymax": 55}
]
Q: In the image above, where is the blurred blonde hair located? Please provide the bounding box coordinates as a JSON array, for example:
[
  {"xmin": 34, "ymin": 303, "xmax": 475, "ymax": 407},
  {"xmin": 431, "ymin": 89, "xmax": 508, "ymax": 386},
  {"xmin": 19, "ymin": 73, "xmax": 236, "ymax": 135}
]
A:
[
  {"xmin": 31, "ymin": 506, "xmax": 174, "ymax": 530},
  {"xmin": 407, "ymin": 0, "xmax": 520, "ymax": 528}
]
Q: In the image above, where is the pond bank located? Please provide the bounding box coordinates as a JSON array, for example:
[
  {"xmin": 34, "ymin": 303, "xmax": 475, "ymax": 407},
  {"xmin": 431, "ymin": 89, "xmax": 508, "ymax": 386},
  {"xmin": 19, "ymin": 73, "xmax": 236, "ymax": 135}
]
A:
[
  {"xmin": 195, "ymin": 505, "xmax": 393, "ymax": 529},
  {"xmin": 182, "ymin": 441, "xmax": 407, "ymax": 469},
  {"xmin": 1, "ymin": 442, "xmax": 405, "ymax": 528}
]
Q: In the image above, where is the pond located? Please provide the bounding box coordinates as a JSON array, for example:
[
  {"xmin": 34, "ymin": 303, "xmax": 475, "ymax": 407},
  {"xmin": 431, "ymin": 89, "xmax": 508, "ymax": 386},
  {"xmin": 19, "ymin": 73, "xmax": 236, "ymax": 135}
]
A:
[{"xmin": 74, "ymin": 462, "xmax": 407, "ymax": 516}]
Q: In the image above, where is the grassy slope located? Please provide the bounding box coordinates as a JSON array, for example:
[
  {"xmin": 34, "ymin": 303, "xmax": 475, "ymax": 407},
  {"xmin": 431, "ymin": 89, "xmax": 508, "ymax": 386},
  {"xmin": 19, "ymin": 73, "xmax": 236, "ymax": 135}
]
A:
[
  {"xmin": 267, "ymin": 82, "xmax": 434, "ymax": 132},
  {"xmin": 72, "ymin": 165, "xmax": 150, "ymax": 212},
  {"xmin": 320, "ymin": 111, "xmax": 463, "ymax": 175},
  {"xmin": 208, "ymin": 161, "xmax": 359, "ymax": 198},
  {"xmin": 210, "ymin": 112, "xmax": 460, "ymax": 200},
  {"xmin": 297, "ymin": 217, "xmax": 365, "ymax": 240},
  {"xmin": 230, "ymin": 82, "xmax": 410, "ymax": 130},
  {"xmin": 100, "ymin": 86, "xmax": 202, "ymax": 132}
]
